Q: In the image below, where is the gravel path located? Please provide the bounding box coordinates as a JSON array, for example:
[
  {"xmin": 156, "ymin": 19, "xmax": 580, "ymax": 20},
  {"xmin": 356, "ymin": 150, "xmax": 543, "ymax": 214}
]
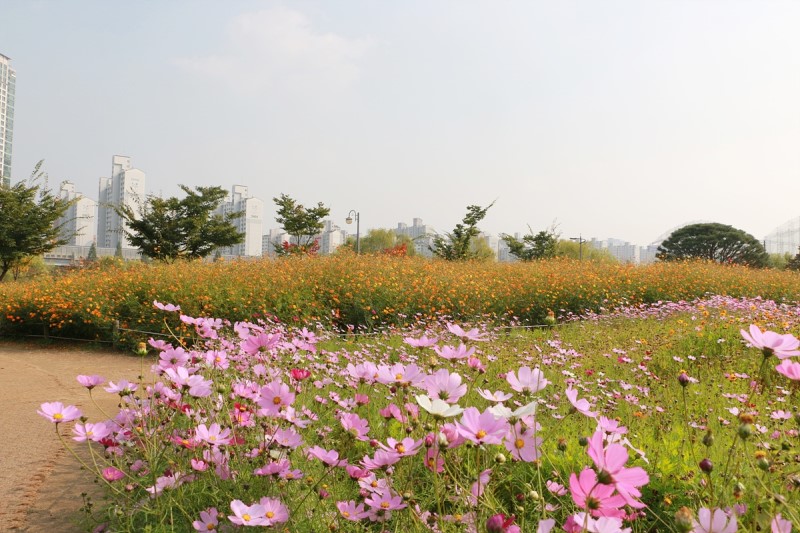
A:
[{"xmin": 0, "ymin": 341, "xmax": 143, "ymax": 532}]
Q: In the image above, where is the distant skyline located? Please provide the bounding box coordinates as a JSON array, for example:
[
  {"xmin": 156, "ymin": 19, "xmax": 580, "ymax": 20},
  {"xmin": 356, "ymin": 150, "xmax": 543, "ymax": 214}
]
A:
[{"xmin": 3, "ymin": 1, "xmax": 799, "ymax": 245}]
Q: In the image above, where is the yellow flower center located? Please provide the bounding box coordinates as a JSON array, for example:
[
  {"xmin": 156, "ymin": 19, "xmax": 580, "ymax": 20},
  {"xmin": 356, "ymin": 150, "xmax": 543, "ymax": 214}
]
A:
[
  {"xmin": 272, "ymin": 397, "xmax": 282, "ymax": 405},
  {"xmin": 395, "ymin": 373, "xmax": 403, "ymax": 381},
  {"xmin": 242, "ymin": 514, "xmax": 251, "ymax": 522},
  {"xmin": 476, "ymin": 430, "xmax": 487, "ymax": 439},
  {"xmin": 515, "ymin": 438, "xmax": 525, "ymax": 449},
  {"xmin": 53, "ymin": 413, "xmax": 63, "ymax": 421},
  {"xmin": 266, "ymin": 511, "xmax": 275, "ymax": 518},
  {"xmin": 207, "ymin": 524, "xmax": 214, "ymax": 531},
  {"xmin": 396, "ymin": 444, "xmax": 406, "ymax": 454},
  {"xmin": 342, "ymin": 511, "xmax": 350, "ymax": 518},
  {"xmin": 381, "ymin": 502, "xmax": 390, "ymax": 509}
]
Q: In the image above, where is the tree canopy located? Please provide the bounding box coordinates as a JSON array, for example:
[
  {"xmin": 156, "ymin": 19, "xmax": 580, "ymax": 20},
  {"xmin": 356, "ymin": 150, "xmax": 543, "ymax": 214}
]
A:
[
  {"xmin": 117, "ymin": 185, "xmax": 243, "ymax": 262},
  {"xmin": 656, "ymin": 223, "xmax": 768, "ymax": 268},
  {"xmin": 431, "ymin": 202, "xmax": 495, "ymax": 261},
  {"xmin": 273, "ymin": 194, "xmax": 330, "ymax": 255},
  {"xmin": 0, "ymin": 161, "xmax": 74, "ymax": 281},
  {"xmin": 501, "ymin": 226, "xmax": 559, "ymax": 261},
  {"xmin": 355, "ymin": 229, "xmax": 416, "ymax": 256}
]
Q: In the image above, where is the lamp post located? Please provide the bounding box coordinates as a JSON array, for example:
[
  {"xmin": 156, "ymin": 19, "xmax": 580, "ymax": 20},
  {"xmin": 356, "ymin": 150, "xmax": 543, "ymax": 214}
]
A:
[
  {"xmin": 570, "ymin": 234, "xmax": 584, "ymax": 261},
  {"xmin": 346, "ymin": 210, "xmax": 360, "ymax": 254}
]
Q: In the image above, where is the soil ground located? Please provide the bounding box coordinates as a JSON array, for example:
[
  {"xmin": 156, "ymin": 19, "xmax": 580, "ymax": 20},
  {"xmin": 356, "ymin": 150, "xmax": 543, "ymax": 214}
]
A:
[{"xmin": 0, "ymin": 341, "xmax": 143, "ymax": 532}]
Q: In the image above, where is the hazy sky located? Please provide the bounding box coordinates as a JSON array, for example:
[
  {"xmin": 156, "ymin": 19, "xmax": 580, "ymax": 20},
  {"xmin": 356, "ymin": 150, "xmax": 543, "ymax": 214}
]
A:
[{"xmin": 4, "ymin": 0, "xmax": 800, "ymax": 245}]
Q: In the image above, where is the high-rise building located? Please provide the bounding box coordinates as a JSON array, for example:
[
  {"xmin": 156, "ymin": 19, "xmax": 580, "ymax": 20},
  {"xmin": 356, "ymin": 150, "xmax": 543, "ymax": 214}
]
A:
[
  {"xmin": 0, "ymin": 54, "xmax": 15, "ymax": 188},
  {"xmin": 395, "ymin": 217, "xmax": 435, "ymax": 257},
  {"xmin": 216, "ymin": 185, "xmax": 264, "ymax": 257},
  {"xmin": 56, "ymin": 181, "xmax": 97, "ymax": 247},
  {"xmin": 97, "ymin": 155, "xmax": 146, "ymax": 249}
]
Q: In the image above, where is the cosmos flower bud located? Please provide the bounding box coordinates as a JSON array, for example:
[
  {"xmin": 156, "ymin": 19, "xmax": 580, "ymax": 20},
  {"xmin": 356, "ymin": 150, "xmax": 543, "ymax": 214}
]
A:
[
  {"xmin": 677, "ymin": 372, "xmax": 690, "ymax": 387},
  {"xmin": 494, "ymin": 452, "xmax": 506, "ymax": 464},
  {"xmin": 702, "ymin": 431, "xmax": 714, "ymax": 447},
  {"xmin": 557, "ymin": 438, "xmax": 567, "ymax": 452},
  {"xmin": 674, "ymin": 506, "xmax": 694, "ymax": 532},
  {"xmin": 699, "ymin": 458, "xmax": 713, "ymax": 473},
  {"xmin": 738, "ymin": 423, "xmax": 753, "ymax": 439}
]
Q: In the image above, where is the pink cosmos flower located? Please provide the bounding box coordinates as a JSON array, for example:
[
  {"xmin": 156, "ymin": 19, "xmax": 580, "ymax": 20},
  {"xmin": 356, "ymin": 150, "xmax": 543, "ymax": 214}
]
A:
[
  {"xmin": 195, "ymin": 423, "xmax": 232, "ymax": 446},
  {"xmin": 771, "ymin": 514, "xmax": 792, "ymax": 533},
  {"xmin": 504, "ymin": 422, "xmax": 543, "ymax": 462},
  {"xmin": 568, "ymin": 513, "xmax": 632, "ymax": 533},
  {"xmin": 192, "ymin": 507, "xmax": 218, "ymax": 532},
  {"xmin": 506, "ymin": 366, "xmax": 549, "ymax": 394},
  {"xmin": 340, "ymin": 412, "xmax": 371, "ymax": 441},
  {"xmin": 546, "ymin": 479, "xmax": 568, "ymax": 496},
  {"xmin": 104, "ymin": 380, "xmax": 137, "ymax": 395},
  {"xmin": 691, "ymin": 508, "xmax": 737, "ymax": 533},
  {"xmin": 101, "ymin": 467, "xmax": 125, "ymax": 482},
  {"xmin": 346, "ymin": 362, "xmax": 379, "ymax": 384},
  {"xmin": 257, "ymin": 380, "xmax": 296, "ymax": 415},
  {"xmin": 38, "ymin": 402, "xmax": 82, "ymax": 424},
  {"xmin": 364, "ymin": 489, "xmax": 406, "ymax": 522},
  {"xmin": 376, "ymin": 363, "xmax": 426, "ymax": 387},
  {"xmin": 164, "ymin": 367, "xmax": 213, "ymax": 397},
  {"xmin": 403, "ymin": 335, "xmax": 439, "ymax": 348},
  {"xmin": 424, "ymin": 369, "xmax": 468, "ymax": 403},
  {"xmin": 740, "ymin": 325, "xmax": 800, "ymax": 359},
  {"xmin": 478, "ymin": 389, "xmax": 513, "ymax": 402},
  {"xmin": 306, "ymin": 446, "xmax": 348, "ymax": 466},
  {"xmin": 775, "ymin": 359, "xmax": 800, "ymax": 381},
  {"xmin": 361, "ymin": 449, "xmax": 401, "ymax": 471},
  {"xmin": 73, "ymin": 421, "xmax": 112, "ymax": 442},
  {"xmin": 566, "ymin": 386, "xmax": 598, "ymax": 418},
  {"xmin": 433, "ymin": 343, "xmax": 477, "ymax": 360},
  {"xmin": 381, "ymin": 437, "xmax": 423, "ymax": 457},
  {"xmin": 538, "ymin": 518, "xmax": 556, "ymax": 533},
  {"xmin": 469, "ymin": 468, "xmax": 492, "ymax": 506},
  {"xmin": 153, "ymin": 300, "xmax": 180, "ymax": 312},
  {"xmin": 241, "ymin": 332, "xmax": 282, "ymax": 356},
  {"xmin": 76, "ymin": 374, "xmax": 105, "ymax": 389},
  {"xmin": 228, "ymin": 500, "xmax": 268, "ymax": 526},
  {"xmin": 447, "ymin": 323, "xmax": 488, "ymax": 341},
  {"xmin": 569, "ymin": 468, "xmax": 627, "ymax": 517},
  {"xmin": 456, "ymin": 407, "xmax": 509, "ymax": 446},
  {"xmin": 336, "ymin": 500, "xmax": 369, "ymax": 521},
  {"xmin": 258, "ymin": 497, "xmax": 289, "ymax": 526},
  {"xmin": 468, "ymin": 356, "xmax": 486, "ymax": 372},
  {"xmin": 586, "ymin": 431, "xmax": 649, "ymax": 508}
]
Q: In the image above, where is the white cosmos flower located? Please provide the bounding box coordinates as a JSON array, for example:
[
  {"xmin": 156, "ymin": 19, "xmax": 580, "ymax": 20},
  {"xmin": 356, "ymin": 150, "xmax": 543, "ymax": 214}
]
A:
[
  {"xmin": 416, "ymin": 394, "xmax": 464, "ymax": 418},
  {"xmin": 489, "ymin": 400, "xmax": 537, "ymax": 420}
]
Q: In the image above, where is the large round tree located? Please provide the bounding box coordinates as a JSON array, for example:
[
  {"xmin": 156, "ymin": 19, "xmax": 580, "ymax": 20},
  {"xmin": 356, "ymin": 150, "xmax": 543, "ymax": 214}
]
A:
[{"xmin": 656, "ymin": 223, "xmax": 768, "ymax": 267}]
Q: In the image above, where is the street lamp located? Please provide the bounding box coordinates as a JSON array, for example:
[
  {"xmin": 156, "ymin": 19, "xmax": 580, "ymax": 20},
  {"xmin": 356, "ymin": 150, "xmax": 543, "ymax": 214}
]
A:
[
  {"xmin": 346, "ymin": 210, "xmax": 360, "ymax": 254},
  {"xmin": 570, "ymin": 234, "xmax": 584, "ymax": 261}
]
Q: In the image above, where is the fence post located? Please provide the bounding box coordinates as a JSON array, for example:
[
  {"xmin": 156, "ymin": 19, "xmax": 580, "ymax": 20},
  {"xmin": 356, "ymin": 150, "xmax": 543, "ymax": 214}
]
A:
[
  {"xmin": 112, "ymin": 320, "xmax": 120, "ymax": 349},
  {"xmin": 43, "ymin": 323, "xmax": 49, "ymax": 341}
]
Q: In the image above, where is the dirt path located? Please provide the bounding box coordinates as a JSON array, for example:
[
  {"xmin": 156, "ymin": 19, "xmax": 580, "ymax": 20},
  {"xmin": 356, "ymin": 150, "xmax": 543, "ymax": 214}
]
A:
[{"xmin": 0, "ymin": 341, "xmax": 143, "ymax": 532}]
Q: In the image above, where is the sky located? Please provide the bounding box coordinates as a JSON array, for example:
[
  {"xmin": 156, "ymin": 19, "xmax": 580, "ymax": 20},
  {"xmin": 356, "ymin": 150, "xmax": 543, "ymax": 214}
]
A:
[{"xmin": 3, "ymin": 0, "xmax": 800, "ymax": 246}]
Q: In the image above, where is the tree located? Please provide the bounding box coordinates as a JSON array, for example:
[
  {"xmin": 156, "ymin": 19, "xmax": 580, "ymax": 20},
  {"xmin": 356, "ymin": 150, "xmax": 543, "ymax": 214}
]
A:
[
  {"xmin": 501, "ymin": 225, "xmax": 559, "ymax": 261},
  {"xmin": 87, "ymin": 242, "xmax": 98, "ymax": 262},
  {"xmin": 117, "ymin": 185, "xmax": 244, "ymax": 262},
  {"xmin": 273, "ymin": 194, "xmax": 330, "ymax": 256},
  {"xmin": 356, "ymin": 229, "xmax": 416, "ymax": 256},
  {"xmin": 430, "ymin": 202, "xmax": 495, "ymax": 260},
  {"xmin": 0, "ymin": 161, "xmax": 74, "ymax": 281},
  {"xmin": 656, "ymin": 223, "xmax": 768, "ymax": 268},
  {"xmin": 114, "ymin": 240, "xmax": 123, "ymax": 258},
  {"xmin": 786, "ymin": 248, "xmax": 800, "ymax": 272},
  {"xmin": 556, "ymin": 240, "xmax": 618, "ymax": 263}
]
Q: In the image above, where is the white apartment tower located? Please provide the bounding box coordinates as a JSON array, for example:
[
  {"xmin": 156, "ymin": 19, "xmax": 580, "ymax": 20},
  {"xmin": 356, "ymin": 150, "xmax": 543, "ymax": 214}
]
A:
[
  {"xmin": 97, "ymin": 155, "xmax": 146, "ymax": 249},
  {"xmin": 57, "ymin": 181, "xmax": 97, "ymax": 247},
  {"xmin": 0, "ymin": 54, "xmax": 15, "ymax": 188},
  {"xmin": 217, "ymin": 185, "xmax": 264, "ymax": 257}
]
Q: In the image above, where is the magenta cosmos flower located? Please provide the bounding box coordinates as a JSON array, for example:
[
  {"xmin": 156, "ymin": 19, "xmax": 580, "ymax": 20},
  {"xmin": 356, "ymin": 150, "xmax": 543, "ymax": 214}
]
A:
[
  {"xmin": 569, "ymin": 468, "xmax": 626, "ymax": 518},
  {"xmin": 740, "ymin": 325, "xmax": 800, "ymax": 359},
  {"xmin": 257, "ymin": 380, "xmax": 296, "ymax": 416},
  {"xmin": 456, "ymin": 407, "xmax": 508, "ymax": 446},
  {"xmin": 566, "ymin": 386, "xmax": 598, "ymax": 418},
  {"xmin": 38, "ymin": 402, "xmax": 82, "ymax": 424},
  {"xmin": 586, "ymin": 431, "xmax": 649, "ymax": 508},
  {"xmin": 691, "ymin": 508, "xmax": 737, "ymax": 533}
]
